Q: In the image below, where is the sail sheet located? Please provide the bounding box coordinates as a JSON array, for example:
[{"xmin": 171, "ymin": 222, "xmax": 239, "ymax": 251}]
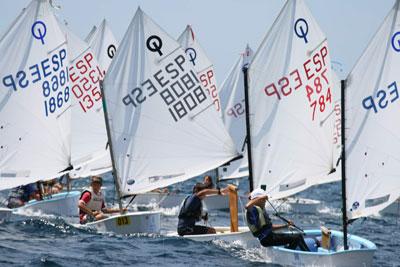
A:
[
  {"xmin": 218, "ymin": 45, "xmax": 253, "ymax": 180},
  {"xmin": 87, "ymin": 19, "xmax": 118, "ymax": 72},
  {"xmin": 0, "ymin": 0, "xmax": 71, "ymax": 190},
  {"xmin": 178, "ymin": 25, "xmax": 222, "ymax": 115},
  {"xmin": 248, "ymin": 0, "xmax": 336, "ymax": 199},
  {"xmin": 346, "ymin": 0, "xmax": 400, "ymax": 219},
  {"xmin": 62, "ymin": 26, "xmax": 111, "ymax": 178},
  {"xmin": 102, "ymin": 8, "xmax": 238, "ymax": 196}
]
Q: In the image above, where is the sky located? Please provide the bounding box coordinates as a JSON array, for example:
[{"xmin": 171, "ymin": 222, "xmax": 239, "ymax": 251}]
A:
[{"xmin": 0, "ymin": 0, "xmax": 395, "ymax": 81}]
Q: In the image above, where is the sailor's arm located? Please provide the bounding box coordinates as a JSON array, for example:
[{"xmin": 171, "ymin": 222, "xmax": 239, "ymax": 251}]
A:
[
  {"xmin": 78, "ymin": 200, "xmax": 96, "ymax": 217},
  {"xmin": 272, "ymin": 220, "xmax": 293, "ymax": 230},
  {"xmin": 196, "ymin": 186, "xmax": 229, "ymax": 198},
  {"xmin": 245, "ymin": 195, "xmax": 268, "ymax": 209},
  {"xmin": 102, "ymin": 207, "xmax": 127, "ymax": 214}
]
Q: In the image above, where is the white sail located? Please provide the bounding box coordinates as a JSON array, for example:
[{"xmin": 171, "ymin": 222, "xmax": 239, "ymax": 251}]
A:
[
  {"xmin": 322, "ymin": 70, "xmax": 342, "ymax": 184},
  {"xmin": 248, "ymin": 0, "xmax": 336, "ymax": 199},
  {"xmin": 87, "ymin": 19, "xmax": 118, "ymax": 72},
  {"xmin": 84, "ymin": 25, "xmax": 97, "ymax": 43},
  {"xmin": 102, "ymin": 8, "xmax": 238, "ymax": 196},
  {"xmin": 346, "ymin": 0, "xmax": 400, "ymax": 219},
  {"xmin": 0, "ymin": 0, "xmax": 71, "ymax": 190},
  {"xmin": 61, "ymin": 26, "xmax": 111, "ymax": 178},
  {"xmin": 178, "ymin": 25, "xmax": 222, "ymax": 115},
  {"xmin": 218, "ymin": 45, "xmax": 253, "ymax": 180}
]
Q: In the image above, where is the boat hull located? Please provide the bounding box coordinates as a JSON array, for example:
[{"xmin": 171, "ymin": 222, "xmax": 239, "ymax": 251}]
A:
[
  {"xmin": 168, "ymin": 226, "xmax": 257, "ymax": 248},
  {"xmin": 14, "ymin": 191, "xmax": 81, "ymax": 217},
  {"xmin": 264, "ymin": 229, "xmax": 376, "ymax": 267},
  {"xmin": 82, "ymin": 211, "xmax": 161, "ymax": 235}
]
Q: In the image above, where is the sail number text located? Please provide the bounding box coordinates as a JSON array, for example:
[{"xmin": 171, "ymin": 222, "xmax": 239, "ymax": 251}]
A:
[
  {"xmin": 2, "ymin": 48, "xmax": 70, "ymax": 117},
  {"xmin": 263, "ymin": 45, "xmax": 332, "ymax": 121},
  {"xmin": 362, "ymin": 81, "xmax": 399, "ymax": 113},
  {"xmin": 122, "ymin": 53, "xmax": 208, "ymax": 122},
  {"xmin": 69, "ymin": 52, "xmax": 104, "ymax": 113},
  {"xmin": 199, "ymin": 69, "xmax": 220, "ymax": 112}
]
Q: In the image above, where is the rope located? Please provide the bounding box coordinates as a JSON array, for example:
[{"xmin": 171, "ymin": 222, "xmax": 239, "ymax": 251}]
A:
[{"xmin": 267, "ymin": 199, "xmax": 305, "ymax": 234}]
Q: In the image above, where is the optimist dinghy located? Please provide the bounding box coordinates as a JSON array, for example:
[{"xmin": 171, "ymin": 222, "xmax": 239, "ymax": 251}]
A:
[
  {"xmin": 0, "ymin": 0, "xmax": 84, "ymax": 219},
  {"xmin": 167, "ymin": 185, "xmax": 254, "ymax": 247},
  {"xmin": 242, "ymin": 0, "xmax": 382, "ymax": 265},
  {"xmin": 95, "ymin": 7, "xmax": 242, "ymax": 235}
]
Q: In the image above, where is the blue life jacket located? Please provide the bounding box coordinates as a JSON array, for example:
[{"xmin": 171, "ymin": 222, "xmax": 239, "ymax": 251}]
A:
[{"xmin": 178, "ymin": 194, "xmax": 202, "ymax": 229}]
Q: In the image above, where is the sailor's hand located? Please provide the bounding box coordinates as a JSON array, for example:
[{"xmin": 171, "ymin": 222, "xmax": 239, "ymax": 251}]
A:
[
  {"xmin": 220, "ymin": 187, "xmax": 230, "ymax": 196},
  {"xmin": 92, "ymin": 211, "xmax": 100, "ymax": 217},
  {"xmin": 121, "ymin": 208, "xmax": 128, "ymax": 213},
  {"xmin": 287, "ymin": 220, "xmax": 294, "ymax": 227},
  {"xmin": 202, "ymin": 212, "xmax": 208, "ymax": 221}
]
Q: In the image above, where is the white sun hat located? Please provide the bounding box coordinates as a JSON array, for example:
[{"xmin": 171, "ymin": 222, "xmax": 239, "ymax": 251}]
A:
[{"xmin": 250, "ymin": 188, "xmax": 268, "ymax": 200}]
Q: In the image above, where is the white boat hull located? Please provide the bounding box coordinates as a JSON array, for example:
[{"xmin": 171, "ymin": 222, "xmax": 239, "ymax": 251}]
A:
[
  {"xmin": 82, "ymin": 211, "xmax": 161, "ymax": 234},
  {"xmin": 14, "ymin": 191, "xmax": 80, "ymax": 217},
  {"xmin": 167, "ymin": 226, "xmax": 257, "ymax": 248},
  {"xmin": 264, "ymin": 229, "xmax": 376, "ymax": 267}
]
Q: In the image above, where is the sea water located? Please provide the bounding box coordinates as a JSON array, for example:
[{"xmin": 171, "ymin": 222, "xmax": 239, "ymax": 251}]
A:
[{"xmin": 0, "ymin": 173, "xmax": 398, "ymax": 266}]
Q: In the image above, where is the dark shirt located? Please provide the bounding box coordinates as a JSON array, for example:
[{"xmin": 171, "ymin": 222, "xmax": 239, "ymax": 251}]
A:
[
  {"xmin": 178, "ymin": 194, "xmax": 202, "ymax": 229},
  {"xmin": 246, "ymin": 206, "xmax": 272, "ymax": 241},
  {"xmin": 9, "ymin": 184, "xmax": 36, "ymax": 202}
]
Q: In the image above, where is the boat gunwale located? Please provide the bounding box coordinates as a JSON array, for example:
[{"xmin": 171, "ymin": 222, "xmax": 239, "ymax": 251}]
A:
[{"xmin": 271, "ymin": 229, "xmax": 377, "ymax": 256}]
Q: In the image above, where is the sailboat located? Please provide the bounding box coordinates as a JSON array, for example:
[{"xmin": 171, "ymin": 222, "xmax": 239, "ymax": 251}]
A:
[
  {"xmin": 100, "ymin": 7, "xmax": 253, "ymax": 242},
  {"xmin": 243, "ymin": 0, "xmax": 376, "ymax": 265},
  {"xmin": 0, "ymin": 0, "xmax": 80, "ymax": 219},
  {"xmin": 70, "ymin": 19, "xmax": 118, "ymax": 178},
  {"xmin": 218, "ymin": 44, "xmax": 337, "ymax": 214},
  {"xmin": 345, "ymin": 0, "xmax": 400, "ymax": 221},
  {"xmin": 63, "ymin": 25, "xmax": 112, "ymax": 180}
]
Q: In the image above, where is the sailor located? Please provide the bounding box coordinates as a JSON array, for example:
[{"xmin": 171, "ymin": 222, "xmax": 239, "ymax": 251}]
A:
[
  {"xmin": 7, "ymin": 183, "xmax": 40, "ymax": 208},
  {"xmin": 245, "ymin": 188, "xmax": 310, "ymax": 251},
  {"xmin": 78, "ymin": 176, "xmax": 126, "ymax": 224},
  {"xmin": 177, "ymin": 183, "xmax": 228, "ymax": 236}
]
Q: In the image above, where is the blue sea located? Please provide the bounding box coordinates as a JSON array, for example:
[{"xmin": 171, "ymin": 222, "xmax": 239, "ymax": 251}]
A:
[{"xmin": 0, "ymin": 173, "xmax": 399, "ymax": 267}]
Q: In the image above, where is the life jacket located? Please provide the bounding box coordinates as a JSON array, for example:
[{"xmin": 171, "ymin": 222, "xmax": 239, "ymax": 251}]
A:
[
  {"xmin": 8, "ymin": 186, "xmax": 25, "ymax": 200},
  {"xmin": 178, "ymin": 194, "xmax": 202, "ymax": 221},
  {"xmin": 80, "ymin": 188, "xmax": 104, "ymax": 212},
  {"xmin": 246, "ymin": 206, "xmax": 272, "ymax": 238}
]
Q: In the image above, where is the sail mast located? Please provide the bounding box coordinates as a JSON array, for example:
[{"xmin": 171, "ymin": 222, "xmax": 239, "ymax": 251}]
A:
[
  {"xmin": 100, "ymin": 81, "xmax": 123, "ymax": 211},
  {"xmin": 340, "ymin": 79, "xmax": 348, "ymax": 250},
  {"xmin": 242, "ymin": 66, "xmax": 254, "ymax": 192}
]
